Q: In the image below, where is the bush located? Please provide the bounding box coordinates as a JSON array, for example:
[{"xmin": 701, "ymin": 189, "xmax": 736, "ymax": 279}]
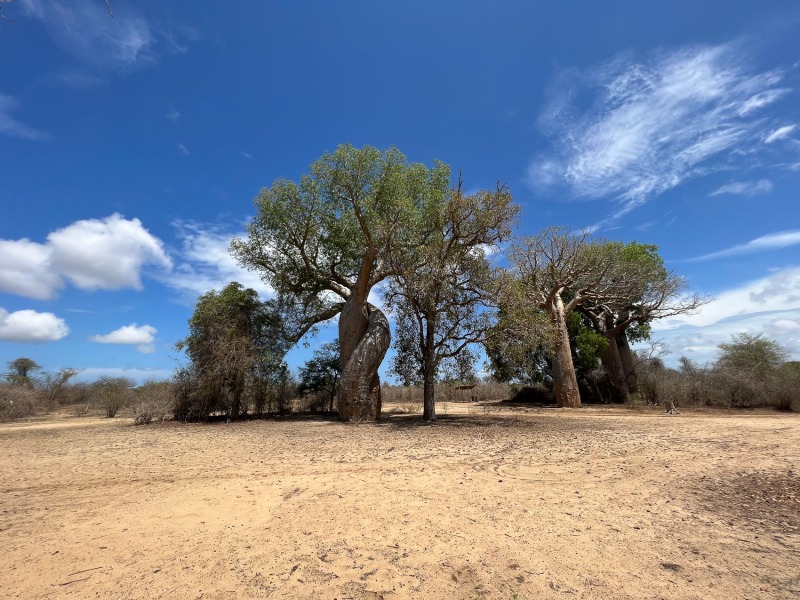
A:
[
  {"xmin": 93, "ymin": 377, "xmax": 134, "ymax": 418},
  {"xmin": 133, "ymin": 380, "xmax": 173, "ymax": 425},
  {"xmin": 0, "ymin": 384, "xmax": 39, "ymax": 421}
]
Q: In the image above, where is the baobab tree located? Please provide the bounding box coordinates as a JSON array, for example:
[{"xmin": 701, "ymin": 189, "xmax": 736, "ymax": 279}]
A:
[
  {"xmin": 232, "ymin": 145, "xmax": 452, "ymax": 421},
  {"xmin": 508, "ymin": 228, "xmax": 636, "ymax": 407}
]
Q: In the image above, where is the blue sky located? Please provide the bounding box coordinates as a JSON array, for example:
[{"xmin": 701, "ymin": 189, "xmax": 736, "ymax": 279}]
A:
[{"xmin": 2, "ymin": 1, "xmax": 800, "ymax": 383}]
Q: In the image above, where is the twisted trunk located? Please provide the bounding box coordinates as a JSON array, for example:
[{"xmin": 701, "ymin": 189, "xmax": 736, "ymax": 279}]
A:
[{"xmin": 337, "ymin": 300, "xmax": 390, "ymax": 422}]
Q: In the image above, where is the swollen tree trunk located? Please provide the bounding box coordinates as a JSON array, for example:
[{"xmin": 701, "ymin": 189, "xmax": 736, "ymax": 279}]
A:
[
  {"xmin": 601, "ymin": 335, "xmax": 629, "ymax": 404},
  {"xmin": 422, "ymin": 320, "xmax": 437, "ymax": 422},
  {"xmin": 337, "ymin": 299, "xmax": 391, "ymax": 422},
  {"xmin": 551, "ymin": 298, "xmax": 581, "ymax": 408},
  {"xmin": 617, "ymin": 333, "xmax": 639, "ymax": 393}
]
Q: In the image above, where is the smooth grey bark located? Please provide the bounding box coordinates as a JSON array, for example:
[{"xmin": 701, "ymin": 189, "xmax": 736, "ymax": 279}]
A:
[{"xmin": 551, "ymin": 298, "xmax": 581, "ymax": 408}]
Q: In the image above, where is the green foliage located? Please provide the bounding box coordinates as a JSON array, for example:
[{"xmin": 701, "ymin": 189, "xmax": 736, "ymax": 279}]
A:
[
  {"xmin": 232, "ymin": 144, "xmax": 452, "ymax": 341},
  {"xmin": 298, "ymin": 340, "xmax": 341, "ymax": 411},
  {"xmin": 718, "ymin": 333, "xmax": 788, "ymax": 379},
  {"xmin": 176, "ymin": 282, "xmax": 289, "ymax": 420},
  {"xmin": 5, "ymin": 357, "xmax": 41, "ymax": 387}
]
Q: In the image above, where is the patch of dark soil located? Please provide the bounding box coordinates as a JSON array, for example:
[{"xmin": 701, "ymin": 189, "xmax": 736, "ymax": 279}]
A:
[{"xmin": 694, "ymin": 469, "xmax": 800, "ymax": 535}]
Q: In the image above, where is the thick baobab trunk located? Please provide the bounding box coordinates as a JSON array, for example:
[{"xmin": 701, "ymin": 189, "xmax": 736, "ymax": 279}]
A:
[
  {"xmin": 617, "ymin": 333, "xmax": 639, "ymax": 393},
  {"xmin": 337, "ymin": 299, "xmax": 391, "ymax": 422},
  {"xmin": 551, "ymin": 299, "xmax": 581, "ymax": 408},
  {"xmin": 601, "ymin": 335, "xmax": 629, "ymax": 404}
]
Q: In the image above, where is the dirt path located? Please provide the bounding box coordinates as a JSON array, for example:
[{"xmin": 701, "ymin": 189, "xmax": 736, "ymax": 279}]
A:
[{"xmin": 1, "ymin": 405, "xmax": 798, "ymax": 599}]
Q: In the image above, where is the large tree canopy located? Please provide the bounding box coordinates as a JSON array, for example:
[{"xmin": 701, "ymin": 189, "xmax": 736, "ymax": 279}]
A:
[
  {"xmin": 232, "ymin": 144, "xmax": 451, "ymax": 421},
  {"xmin": 579, "ymin": 241, "xmax": 707, "ymax": 402},
  {"xmin": 385, "ymin": 179, "xmax": 518, "ymax": 421},
  {"xmin": 176, "ymin": 282, "xmax": 287, "ymax": 420}
]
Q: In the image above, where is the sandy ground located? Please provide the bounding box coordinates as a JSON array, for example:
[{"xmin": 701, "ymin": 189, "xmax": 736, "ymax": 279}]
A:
[{"xmin": 1, "ymin": 403, "xmax": 798, "ymax": 600}]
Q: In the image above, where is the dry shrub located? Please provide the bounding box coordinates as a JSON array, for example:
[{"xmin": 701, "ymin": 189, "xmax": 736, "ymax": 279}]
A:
[
  {"xmin": 0, "ymin": 384, "xmax": 40, "ymax": 421},
  {"xmin": 133, "ymin": 380, "xmax": 173, "ymax": 425}
]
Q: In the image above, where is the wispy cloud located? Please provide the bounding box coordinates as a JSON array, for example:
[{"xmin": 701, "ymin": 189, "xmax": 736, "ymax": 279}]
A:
[
  {"xmin": 531, "ymin": 40, "xmax": 794, "ymax": 226},
  {"xmin": 166, "ymin": 110, "xmax": 181, "ymax": 121},
  {"xmin": 240, "ymin": 151, "xmax": 253, "ymax": 159},
  {"xmin": 74, "ymin": 367, "xmax": 173, "ymax": 385},
  {"xmin": 176, "ymin": 142, "xmax": 190, "ymax": 156},
  {"xmin": 765, "ymin": 124, "xmax": 796, "ymax": 143},
  {"xmin": 688, "ymin": 231, "xmax": 800, "ymax": 261},
  {"xmin": 650, "ymin": 266, "xmax": 800, "ymax": 362},
  {"xmin": 709, "ymin": 179, "xmax": 774, "ymax": 197},
  {"xmin": 20, "ymin": 0, "xmax": 156, "ymax": 71},
  {"xmin": 163, "ymin": 221, "xmax": 274, "ymax": 301},
  {"xmin": 0, "ymin": 94, "xmax": 51, "ymax": 140}
]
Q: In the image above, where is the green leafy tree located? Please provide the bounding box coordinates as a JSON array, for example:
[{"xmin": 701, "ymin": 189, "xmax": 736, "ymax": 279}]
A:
[
  {"xmin": 507, "ymin": 228, "xmax": 636, "ymax": 407},
  {"xmin": 385, "ymin": 179, "xmax": 518, "ymax": 420},
  {"xmin": 580, "ymin": 242, "xmax": 707, "ymax": 403},
  {"xmin": 298, "ymin": 340, "xmax": 341, "ymax": 412},
  {"xmin": 232, "ymin": 144, "xmax": 452, "ymax": 421},
  {"xmin": 177, "ymin": 282, "xmax": 288, "ymax": 420}
]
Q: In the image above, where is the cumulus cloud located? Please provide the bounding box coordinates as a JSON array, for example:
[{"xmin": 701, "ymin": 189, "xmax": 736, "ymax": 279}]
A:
[
  {"xmin": 0, "ymin": 214, "xmax": 172, "ymax": 299},
  {"xmin": 709, "ymin": 179, "xmax": 774, "ymax": 197},
  {"xmin": 47, "ymin": 214, "xmax": 172, "ymax": 291},
  {"xmin": 0, "ymin": 94, "xmax": 51, "ymax": 140},
  {"xmin": 649, "ymin": 266, "xmax": 800, "ymax": 363},
  {"xmin": 164, "ymin": 222, "xmax": 273, "ymax": 300},
  {"xmin": 688, "ymin": 231, "xmax": 800, "ymax": 261},
  {"xmin": 764, "ymin": 124, "xmax": 796, "ymax": 143},
  {"xmin": 531, "ymin": 41, "xmax": 793, "ymax": 223},
  {"xmin": 0, "ymin": 239, "xmax": 62, "ymax": 299},
  {"xmin": 0, "ymin": 307, "xmax": 69, "ymax": 342},
  {"xmin": 90, "ymin": 323, "xmax": 157, "ymax": 353}
]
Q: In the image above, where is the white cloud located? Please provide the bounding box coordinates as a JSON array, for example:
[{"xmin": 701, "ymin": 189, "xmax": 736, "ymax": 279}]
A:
[
  {"xmin": 689, "ymin": 231, "xmax": 800, "ymax": 261},
  {"xmin": 240, "ymin": 151, "xmax": 253, "ymax": 159},
  {"xmin": 20, "ymin": 0, "xmax": 156, "ymax": 70},
  {"xmin": 74, "ymin": 367, "xmax": 173, "ymax": 385},
  {"xmin": 0, "ymin": 239, "xmax": 62, "ymax": 299},
  {"xmin": 166, "ymin": 110, "xmax": 180, "ymax": 121},
  {"xmin": 0, "ymin": 94, "xmax": 51, "ymax": 140},
  {"xmin": 177, "ymin": 142, "xmax": 189, "ymax": 155},
  {"xmin": 532, "ymin": 41, "xmax": 792, "ymax": 221},
  {"xmin": 650, "ymin": 266, "xmax": 800, "ymax": 363},
  {"xmin": 90, "ymin": 323, "xmax": 157, "ymax": 353},
  {"xmin": 164, "ymin": 222, "xmax": 273, "ymax": 300},
  {"xmin": 0, "ymin": 214, "xmax": 172, "ymax": 299},
  {"xmin": 48, "ymin": 213, "xmax": 172, "ymax": 291},
  {"xmin": 0, "ymin": 307, "xmax": 69, "ymax": 342},
  {"xmin": 764, "ymin": 124, "xmax": 796, "ymax": 143},
  {"xmin": 709, "ymin": 179, "xmax": 774, "ymax": 197}
]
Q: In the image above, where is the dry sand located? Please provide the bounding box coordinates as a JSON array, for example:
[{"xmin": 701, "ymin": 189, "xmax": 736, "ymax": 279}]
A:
[{"xmin": 1, "ymin": 403, "xmax": 798, "ymax": 599}]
